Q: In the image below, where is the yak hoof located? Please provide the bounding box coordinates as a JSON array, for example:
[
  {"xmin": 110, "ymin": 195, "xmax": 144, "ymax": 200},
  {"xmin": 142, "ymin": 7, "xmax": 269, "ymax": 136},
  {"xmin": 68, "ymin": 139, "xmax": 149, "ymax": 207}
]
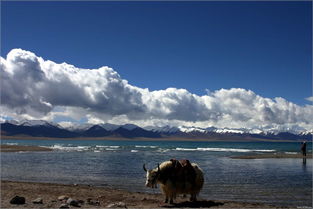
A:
[
  {"xmin": 169, "ymin": 199, "xmax": 174, "ymax": 204},
  {"xmin": 190, "ymin": 196, "xmax": 197, "ymax": 202}
]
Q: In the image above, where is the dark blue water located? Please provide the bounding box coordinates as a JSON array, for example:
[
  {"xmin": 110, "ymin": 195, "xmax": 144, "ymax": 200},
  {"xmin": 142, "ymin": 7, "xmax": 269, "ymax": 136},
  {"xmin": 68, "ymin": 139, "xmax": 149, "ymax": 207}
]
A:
[{"xmin": 1, "ymin": 139, "xmax": 312, "ymax": 207}]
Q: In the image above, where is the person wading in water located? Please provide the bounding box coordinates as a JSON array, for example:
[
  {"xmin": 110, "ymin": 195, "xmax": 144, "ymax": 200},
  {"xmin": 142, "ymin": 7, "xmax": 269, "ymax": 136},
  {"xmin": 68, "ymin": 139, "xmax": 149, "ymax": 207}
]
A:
[{"xmin": 301, "ymin": 141, "xmax": 307, "ymax": 164}]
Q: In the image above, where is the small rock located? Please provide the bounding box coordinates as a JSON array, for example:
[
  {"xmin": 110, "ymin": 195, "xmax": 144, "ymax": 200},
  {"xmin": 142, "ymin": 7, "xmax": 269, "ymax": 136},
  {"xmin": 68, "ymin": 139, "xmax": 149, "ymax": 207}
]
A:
[
  {"xmin": 106, "ymin": 202, "xmax": 127, "ymax": 208},
  {"xmin": 32, "ymin": 197, "xmax": 43, "ymax": 204},
  {"xmin": 59, "ymin": 203, "xmax": 69, "ymax": 208},
  {"xmin": 78, "ymin": 199, "xmax": 84, "ymax": 204},
  {"xmin": 58, "ymin": 195, "xmax": 69, "ymax": 201},
  {"xmin": 10, "ymin": 196, "xmax": 26, "ymax": 205},
  {"xmin": 87, "ymin": 198, "xmax": 100, "ymax": 206},
  {"xmin": 47, "ymin": 203, "xmax": 53, "ymax": 207},
  {"xmin": 67, "ymin": 198, "xmax": 80, "ymax": 207}
]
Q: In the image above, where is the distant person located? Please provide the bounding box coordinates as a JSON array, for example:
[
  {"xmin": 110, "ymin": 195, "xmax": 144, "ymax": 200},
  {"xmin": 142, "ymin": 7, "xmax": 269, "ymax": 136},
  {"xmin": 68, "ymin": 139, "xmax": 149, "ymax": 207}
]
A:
[{"xmin": 301, "ymin": 141, "xmax": 307, "ymax": 157}]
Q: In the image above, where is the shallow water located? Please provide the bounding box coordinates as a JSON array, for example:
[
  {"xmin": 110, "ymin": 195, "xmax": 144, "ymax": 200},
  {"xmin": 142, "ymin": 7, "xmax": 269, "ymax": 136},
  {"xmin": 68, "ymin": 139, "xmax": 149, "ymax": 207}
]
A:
[{"xmin": 1, "ymin": 139, "xmax": 312, "ymax": 207}]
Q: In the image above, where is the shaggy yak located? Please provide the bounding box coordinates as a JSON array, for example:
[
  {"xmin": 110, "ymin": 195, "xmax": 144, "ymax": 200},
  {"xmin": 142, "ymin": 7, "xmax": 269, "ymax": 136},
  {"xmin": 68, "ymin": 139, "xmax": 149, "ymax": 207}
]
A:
[{"xmin": 143, "ymin": 159, "xmax": 204, "ymax": 204}]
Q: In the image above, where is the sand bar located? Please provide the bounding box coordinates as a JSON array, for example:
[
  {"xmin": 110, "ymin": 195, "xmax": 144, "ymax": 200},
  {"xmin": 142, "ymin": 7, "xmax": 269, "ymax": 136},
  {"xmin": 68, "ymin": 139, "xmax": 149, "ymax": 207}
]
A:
[{"xmin": 0, "ymin": 144, "xmax": 52, "ymax": 152}]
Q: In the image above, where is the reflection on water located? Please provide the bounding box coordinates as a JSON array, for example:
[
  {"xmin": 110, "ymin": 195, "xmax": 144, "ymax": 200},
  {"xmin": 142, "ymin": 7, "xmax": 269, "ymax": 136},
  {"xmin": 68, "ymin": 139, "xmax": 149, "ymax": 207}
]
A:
[{"xmin": 1, "ymin": 139, "xmax": 312, "ymax": 207}]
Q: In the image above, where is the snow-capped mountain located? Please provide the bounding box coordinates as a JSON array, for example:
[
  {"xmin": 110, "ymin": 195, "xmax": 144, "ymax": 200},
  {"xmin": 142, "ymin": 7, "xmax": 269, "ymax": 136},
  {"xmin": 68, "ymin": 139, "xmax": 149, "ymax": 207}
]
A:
[
  {"xmin": 144, "ymin": 125, "xmax": 180, "ymax": 134},
  {"xmin": 120, "ymin": 124, "xmax": 139, "ymax": 131},
  {"xmin": 145, "ymin": 125, "xmax": 262, "ymax": 135},
  {"xmin": 100, "ymin": 123, "xmax": 121, "ymax": 131},
  {"xmin": 6, "ymin": 119, "xmax": 63, "ymax": 129},
  {"xmin": 144, "ymin": 125, "xmax": 312, "ymax": 140},
  {"xmin": 1, "ymin": 119, "xmax": 75, "ymax": 138},
  {"xmin": 65, "ymin": 123, "xmax": 95, "ymax": 132},
  {"xmin": 178, "ymin": 126, "xmax": 207, "ymax": 133},
  {"xmin": 1, "ymin": 119, "xmax": 312, "ymax": 140},
  {"xmin": 66, "ymin": 123, "xmax": 135, "ymax": 132}
]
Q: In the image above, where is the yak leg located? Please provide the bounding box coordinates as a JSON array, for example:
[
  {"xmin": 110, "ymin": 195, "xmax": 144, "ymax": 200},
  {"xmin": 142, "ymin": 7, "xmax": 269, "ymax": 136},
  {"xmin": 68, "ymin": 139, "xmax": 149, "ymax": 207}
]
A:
[
  {"xmin": 160, "ymin": 185, "xmax": 169, "ymax": 203},
  {"xmin": 169, "ymin": 193, "xmax": 175, "ymax": 204},
  {"xmin": 190, "ymin": 193, "xmax": 197, "ymax": 202},
  {"xmin": 164, "ymin": 192, "xmax": 169, "ymax": 203}
]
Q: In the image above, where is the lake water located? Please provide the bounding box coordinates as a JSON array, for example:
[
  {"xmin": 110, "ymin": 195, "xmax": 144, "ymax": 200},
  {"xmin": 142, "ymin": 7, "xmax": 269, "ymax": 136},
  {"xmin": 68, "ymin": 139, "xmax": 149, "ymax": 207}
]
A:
[{"xmin": 1, "ymin": 139, "xmax": 312, "ymax": 207}]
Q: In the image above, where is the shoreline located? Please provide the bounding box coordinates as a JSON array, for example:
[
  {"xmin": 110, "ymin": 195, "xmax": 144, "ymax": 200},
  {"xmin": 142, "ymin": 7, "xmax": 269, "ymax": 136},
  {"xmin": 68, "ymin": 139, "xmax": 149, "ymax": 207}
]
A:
[
  {"xmin": 231, "ymin": 153, "xmax": 312, "ymax": 159},
  {"xmin": 1, "ymin": 135, "xmax": 306, "ymax": 142},
  {"xmin": 0, "ymin": 180, "xmax": 291, "ymax": 208}
]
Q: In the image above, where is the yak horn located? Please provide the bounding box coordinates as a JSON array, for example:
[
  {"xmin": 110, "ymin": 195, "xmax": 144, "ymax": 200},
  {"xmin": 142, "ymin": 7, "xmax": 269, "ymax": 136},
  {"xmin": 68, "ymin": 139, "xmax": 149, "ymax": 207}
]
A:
[
  {"xmin": 157, "ymin": 163, "xmax": 160, "ymax": 172},
  {"xmin": 143, "ymin": 164, "xmax": 147, "ymax": 172}
]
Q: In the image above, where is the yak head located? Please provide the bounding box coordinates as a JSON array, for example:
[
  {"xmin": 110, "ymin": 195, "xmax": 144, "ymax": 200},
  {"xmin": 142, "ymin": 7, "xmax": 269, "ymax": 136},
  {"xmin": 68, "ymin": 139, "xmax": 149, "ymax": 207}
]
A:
[{"xmin": 143, "ymin": 163, "xmax": 160, "ymax": 188}]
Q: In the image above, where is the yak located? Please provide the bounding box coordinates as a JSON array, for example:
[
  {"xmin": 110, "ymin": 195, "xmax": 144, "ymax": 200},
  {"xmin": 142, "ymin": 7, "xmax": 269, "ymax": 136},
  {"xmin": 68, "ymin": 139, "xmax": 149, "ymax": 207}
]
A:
[{"xmin": 143, "ymin": 159, "xmax": 204, "ymax": 204}]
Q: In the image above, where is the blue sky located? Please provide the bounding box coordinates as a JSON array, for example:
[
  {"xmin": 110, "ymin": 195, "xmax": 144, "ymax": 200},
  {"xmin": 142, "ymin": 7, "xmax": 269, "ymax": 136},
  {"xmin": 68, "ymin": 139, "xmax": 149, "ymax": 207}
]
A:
[
  {"xmin": 2, "ymin": 1, "xmax": 311, "ymax": 105},
  {"xmin": 1, "ymin": 1, "xmax": 313, "ymax": 131}
]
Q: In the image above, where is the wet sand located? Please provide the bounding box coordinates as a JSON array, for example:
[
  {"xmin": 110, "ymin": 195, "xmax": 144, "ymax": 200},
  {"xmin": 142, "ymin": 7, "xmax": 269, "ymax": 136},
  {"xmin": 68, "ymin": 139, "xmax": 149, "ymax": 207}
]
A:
[
  {"xmin": 1, "ymin": 181, "xmax": 286, "ymax": 208},
  {"xmin": 231, "ymin": 153, "xmax": 312, "ymax": 159}
]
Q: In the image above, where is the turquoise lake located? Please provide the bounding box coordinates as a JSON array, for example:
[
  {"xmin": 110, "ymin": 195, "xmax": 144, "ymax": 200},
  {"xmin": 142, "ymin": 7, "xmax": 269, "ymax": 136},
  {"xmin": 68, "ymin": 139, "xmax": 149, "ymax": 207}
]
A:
[{"xmin": 1, "ymin": 139, "xmax": 312, "ymax": 207}]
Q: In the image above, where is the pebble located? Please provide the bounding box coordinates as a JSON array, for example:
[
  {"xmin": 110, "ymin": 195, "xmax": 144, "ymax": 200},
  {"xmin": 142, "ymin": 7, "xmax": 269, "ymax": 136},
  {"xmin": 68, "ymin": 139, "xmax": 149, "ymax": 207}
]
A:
[
  {"xmin": 67, "ymin": 198, "xmax": 80, "ymax": 207},
  {"xmin": 59, "ymin": 203, "xmax": 69, "ymax": 208},
  {"xmin": 10, "ymin": 196, "xmax": 26, "ymax": 205},
  {"xmin": 58, "ymin": 195, "xmax": 69, "ymax": 201},
  {"xmin": 87, "ymin": 198, "xmax": 100, "ymax": 206},
  {"xmin": 106, "ymin": 201, "xmax": 127, "ymax": 208},
  {"xmin": 32, "ymin": 197, "xmax": 43, "ymax": 204}
]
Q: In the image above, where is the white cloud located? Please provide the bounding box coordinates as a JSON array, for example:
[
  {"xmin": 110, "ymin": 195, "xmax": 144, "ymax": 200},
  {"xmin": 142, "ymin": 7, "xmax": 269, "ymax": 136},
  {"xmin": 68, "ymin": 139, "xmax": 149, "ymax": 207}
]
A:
[
  {"xmin": 306, "ymin": 96, "xmax": 313, "ymax": 102},
  {"xmin": 1, "ymin": 48, "xmax": 312, "ymax": 132}
]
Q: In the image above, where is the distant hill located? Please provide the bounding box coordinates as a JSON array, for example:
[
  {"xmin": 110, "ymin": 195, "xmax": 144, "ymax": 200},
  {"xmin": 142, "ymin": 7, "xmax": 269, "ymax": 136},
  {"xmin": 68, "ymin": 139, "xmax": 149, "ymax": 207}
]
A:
[
  {"xmin": 1, "ymin": 122, "xmax": 77, "ymax": 138},
  {"xmin": 1, "ymin": 120, "xmax": 312, "ymax": 141},
  {"xmin": 0, "ymin": 120, "xmax": 161, "ymax": 139}
]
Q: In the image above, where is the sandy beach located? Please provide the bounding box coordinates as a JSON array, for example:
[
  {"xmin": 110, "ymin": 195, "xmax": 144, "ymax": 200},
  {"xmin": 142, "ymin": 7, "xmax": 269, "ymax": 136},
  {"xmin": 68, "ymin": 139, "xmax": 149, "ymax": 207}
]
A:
[{"xmin": 1, "ymin": 180, "xmax": 288, "ymax": 208}]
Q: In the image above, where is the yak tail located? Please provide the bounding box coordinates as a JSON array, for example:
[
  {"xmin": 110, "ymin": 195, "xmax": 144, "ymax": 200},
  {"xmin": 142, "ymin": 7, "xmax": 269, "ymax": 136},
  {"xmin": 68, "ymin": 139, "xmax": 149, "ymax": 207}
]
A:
[{"xmin": 192, "ymin": 163, "xmax": 204, "ymax": 192}]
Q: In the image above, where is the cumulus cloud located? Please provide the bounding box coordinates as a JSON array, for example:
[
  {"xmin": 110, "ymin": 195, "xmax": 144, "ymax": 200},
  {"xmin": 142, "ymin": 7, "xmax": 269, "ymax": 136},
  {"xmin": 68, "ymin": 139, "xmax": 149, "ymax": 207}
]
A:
[
  {"xmin": 1, "ymin": 48, "xmax": 312, "ymax": 132},
  {"xmin": 1, "ymin": 49, "xmax": 145, "ymax": 117}
]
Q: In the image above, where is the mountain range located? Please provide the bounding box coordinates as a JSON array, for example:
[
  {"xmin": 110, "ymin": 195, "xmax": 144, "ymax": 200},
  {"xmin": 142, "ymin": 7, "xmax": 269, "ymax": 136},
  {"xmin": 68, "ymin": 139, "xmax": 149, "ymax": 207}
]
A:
[{"xmin": 1, "ymin": 120, "xmax": 312, "ymax": 141}]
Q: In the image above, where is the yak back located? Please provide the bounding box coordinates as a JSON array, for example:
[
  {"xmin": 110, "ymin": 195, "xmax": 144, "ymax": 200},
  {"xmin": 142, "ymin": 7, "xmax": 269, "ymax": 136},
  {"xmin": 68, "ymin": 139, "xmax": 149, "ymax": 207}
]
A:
[
  {"xmin": 157, "ymin": 159, "xmax": 196, "ymax": 185},
  {"xmin": 170, "ymin": 159, "xmax": 196, "ymax": 185}
]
